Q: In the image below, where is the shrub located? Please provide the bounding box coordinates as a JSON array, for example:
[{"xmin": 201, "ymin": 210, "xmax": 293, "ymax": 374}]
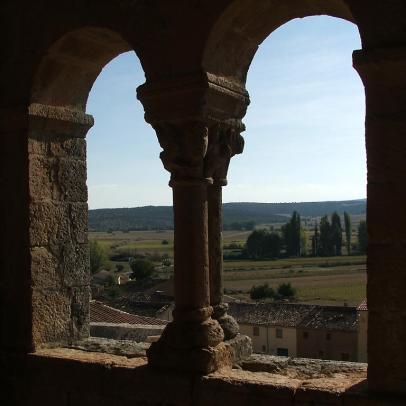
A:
[
  {"xmin": 250, "ymin": 283, "xmax": 275, "ymax": 300},
  {"xmin": 89, "ymin": 240, "xmax": 107, "ymax": 274},
  {"xmin": 161, "ymin": 239, "xmax": 169, "ymax": 245},
  {"xmin": 129, "ymin": 258, "xmax": 155, "ymax": 280},
  {"xmin": 277, "ymin": 282, "xmax": 296, "ymax": 298}
]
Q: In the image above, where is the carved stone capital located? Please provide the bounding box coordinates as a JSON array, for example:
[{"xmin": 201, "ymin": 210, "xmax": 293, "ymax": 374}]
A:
[
  {"xmin": 205, "ymin": 119, "xmax": 245, "ymax": 185},
  {"xmin": 153, "ymin": 120, "xmax": 211, "ymax": 185},
  {"xmin": 353, "ymin": 47, "xmax": 406, "ymax": 86}
]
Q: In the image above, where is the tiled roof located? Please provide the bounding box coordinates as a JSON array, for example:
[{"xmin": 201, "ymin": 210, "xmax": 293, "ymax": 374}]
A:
[
  {"xmin": 228, "ymin": 302, "xmax": 359, "ymax": 332},
  {"xmin": 228, "ymin": 302, "xmax": 316, "ymax": 328},
  {"xmin": 357, "ymin": 299, "xmax": 367, "ymax": 311},
  {"xmin": 110, "ymin": 297, "xmax": 172, "ymax": 317},
  {"xmin": 298, "ymin": 306, "xmax": 358, "ymax": 332},
  {"xmin": 90, "ymin": 300, "xmax": 168, "ymax": 326}
]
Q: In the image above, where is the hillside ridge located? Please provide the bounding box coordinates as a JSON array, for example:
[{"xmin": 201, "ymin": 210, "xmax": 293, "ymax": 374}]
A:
[{"xmin": 89, "ymin": 199, "xmax": 366, "ymax": 232}]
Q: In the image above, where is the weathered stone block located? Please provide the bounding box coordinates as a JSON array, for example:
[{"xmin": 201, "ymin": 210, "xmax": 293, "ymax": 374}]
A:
[
  {"xmin": 59, "ymin": 243, "xmax": 89, "ymax": 287},
  {"xmin": 195, "ymin": 370, "xmax": 297, "ymax": 406},
  {"xmin": 50, "ymin": 136, "xmax": 86, "ymax": 159},
  {"xmin": 29, "ymin": 155, "xmax": 55, "ymax": 201},
  {"xmin": 29, "ymin": 202, "xmax": 70, "ymax": 246},
  {"xmin": 28, "ymin": 135, "xmax": 48, "ymax": 156},
  {"xmin": 31, "ymin": 246, "xmax": 61, "ymax": 289},
  {"xmin": 58, "ymin": 158, "xmax": 87, "ymax": 202},
  {"xmin": 69, "ymin": 203, "xmax": 88, "ymax": 243},
  {"xmin": 32, "ymin": 288, "xmax": 72, "ymax": 346},
  {"xmin": 70, "ymin": 286, "xmax": 90, "ymax": 340}
]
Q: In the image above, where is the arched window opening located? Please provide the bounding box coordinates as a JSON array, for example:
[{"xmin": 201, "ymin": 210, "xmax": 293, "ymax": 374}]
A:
[
  {"xmin": 27, "ymin": 28, "xmax": 171, "ymax": 350},
  {"xmin": 86, "ymin": 52, "xmax": 173, "ymax": 333},
  {"xmin": 223, "ymin": 16, "xmax": 367, "ymax": 363}
]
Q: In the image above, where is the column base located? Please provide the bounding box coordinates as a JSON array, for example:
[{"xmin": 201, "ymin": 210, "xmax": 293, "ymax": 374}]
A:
[
  {"xmin": 147, "ymin": 340, "xmax": 232, "ymax": 374},
  {"xmin": 213, "ymin": 304, "xmax": 240, "ymax": 340},
  {"xmin": 147, "ymin": 317, "xmax": 231, "ymax": 374},
  {"xmin": 224, "ymin": 334, "xmax": 252, "ymax": 364}
]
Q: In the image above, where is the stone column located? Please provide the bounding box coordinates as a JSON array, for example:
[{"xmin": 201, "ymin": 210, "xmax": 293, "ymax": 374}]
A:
[
  {"xmin": 206, "ymin": 121, "xmax": 245, "ymax": 340},
  {"xmin": 146, "ymin": 121, "xmax": 229, "ymax": 374},
  {"xmin": 353, "ymin": 48, "xmax": 406, "ymax": 396},
  {"xmin": 28, "ymin": 103, "xmax": 93, "ymax": 349}
]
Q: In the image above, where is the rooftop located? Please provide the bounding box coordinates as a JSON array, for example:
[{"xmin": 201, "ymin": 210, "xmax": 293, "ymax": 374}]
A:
[
  {"xmin": 228, "ymin": 302, "xmax": 316, "ymax": 328},
  {"xmin": 297, "ymin": 306, "xmax": 358, "ymax": 332},
  {"xmin": 228, "ymin": 302, "xmax": 359, "ymax": 331},
  {"xmin": 90, "ymin": 300, "xmax": 168, "ymax": 326},
  {"xmin": 357, "ymin": 299, "xmax": 368, "ymax": 311}
]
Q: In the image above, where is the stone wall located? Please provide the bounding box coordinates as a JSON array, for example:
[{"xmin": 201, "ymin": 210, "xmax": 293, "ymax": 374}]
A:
[
  {"xmin": 1, "ymin": 0, "xmax": 406, "ymax": 400},
  {"xmin": 2, "ymin": 349, "xmax": 405, "ymax": 406},
  {"xmin": 90, "ymin": 322, "xmax": 165, "ymax": 342},
  {"xmin": 28, "ymin": 104, "xmax": 92, "ymax": 348}
]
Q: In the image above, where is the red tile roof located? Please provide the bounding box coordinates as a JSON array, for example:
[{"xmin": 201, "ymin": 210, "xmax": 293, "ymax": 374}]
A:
[
  {"xmin": 357, "ymin": 299, "xmax": 367, "ymax": 311},
  {"xmin": 90, "ymin": 300, "xmax": 168, "ymax": 326}
]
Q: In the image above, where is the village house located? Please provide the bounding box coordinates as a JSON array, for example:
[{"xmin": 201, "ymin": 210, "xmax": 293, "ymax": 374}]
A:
[
  {"xmin": 297, "ymin": 305, "xmax": 358, "ymax": 362},
  {"xmin": 229, "ymin": 301, "xmax": 364, "ymax": 362},
  {"xmin": 229, "ymin": 302, "xmax": 314, "ymax": 357}
]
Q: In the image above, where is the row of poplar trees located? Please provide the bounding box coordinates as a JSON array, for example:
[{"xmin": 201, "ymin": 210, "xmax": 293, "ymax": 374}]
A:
[
  {"xmin": 245, "ymin": 211, "xmax": 367, "ymax": 259},
  {"xmin": 312, "ymin": 212, "xmax": 367, "ymax": 256}
]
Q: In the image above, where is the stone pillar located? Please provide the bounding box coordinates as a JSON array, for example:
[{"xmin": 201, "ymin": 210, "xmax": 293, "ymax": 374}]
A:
[
  {"xmin": 138, "ymin": 73, "xmax": 251, "ymax": 372},
  {"xmin": 353, "ymin": 48, "xmax": 406, "ymax": 395},
  {"xmin": 146, "ymin": 121, "xmax": 229, "ymax": 374},
  {"xmin": 28, "ymin": 103, "xmax": 93, "ymax": 349},
  {"xmin": 206, "ymin": 121, "xmax": 245, "ymax": 340}
]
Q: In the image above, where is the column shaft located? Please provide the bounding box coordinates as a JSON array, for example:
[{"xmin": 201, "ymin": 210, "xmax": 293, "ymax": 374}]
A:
[
  {"xmin": 354, "ymin": 48, "xmax": 406, "ymax": 395},
  {"xmin": 172, "ymin": 182, "xmax": 210, "ymax": 312},
  {"xmin": 208, "ymin": 184, "xmax": 223, "ymax": 308}
]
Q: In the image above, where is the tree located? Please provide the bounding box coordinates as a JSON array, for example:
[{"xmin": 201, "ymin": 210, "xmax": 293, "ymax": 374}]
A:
[
  {"xmin": 246, "ymin": 229, "xmax": 267, "ymax": 259},
  {"xmin": 246, "ymin": 229, "xmax": 282, "ymax": 259},
  {"xmin": 89, "ymin": 240, "xmax": 106, "ymax": 274},
  {"xmin": 331, "ymin": 212, "xmax": 343, "ymax": 256},
  {"xmin": 319, "ymin": 215, "xmax": 333, "ymax": 256},
  {"xmin": 263, "ymin": 232, "xmax": 283, "ymax": 259},
  {"xmin": 358, "ymin": 220, "xmax": 367, "ymax": 254},
  {"xmin": 282, "ymin": 211, "xmax": 302, "ymax": 257},
  {"xmin": 277, "ymin": 282, "xmax": 296, "ymax": 298},
  {"xmin": 129, "ymin": 258, "xmax": 155, "ymax": 280},
  {"xmin": 344, "ymin": 212, "xmax": 352, "ymax": 255},
  {"xmin": 300, "ymin": 227, "xmax": 308, "ymax": 257},
  {"xmin": 250, "ymin": 283, "xmax": 275, "ymax": 300},
  {"xmin": 311, "ymin": 223, "xmax": 319, "ymax": 257}
]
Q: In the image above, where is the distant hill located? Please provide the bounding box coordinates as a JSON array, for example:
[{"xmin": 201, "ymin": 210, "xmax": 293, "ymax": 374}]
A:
[{"xmin": 88, "ymin": 199, "xmax": 366, "ymax": 232}]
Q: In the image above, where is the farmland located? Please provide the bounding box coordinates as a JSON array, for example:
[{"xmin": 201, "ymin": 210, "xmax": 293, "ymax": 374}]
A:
[{"xmin": 90, "ymin": 229, "xmax": 366, "ymax": 306}]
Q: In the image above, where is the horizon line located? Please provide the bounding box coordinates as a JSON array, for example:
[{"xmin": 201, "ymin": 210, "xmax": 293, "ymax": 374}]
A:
[{"xmin": 89, "ymin": 197, "xmax": 367, "ymax": 211}]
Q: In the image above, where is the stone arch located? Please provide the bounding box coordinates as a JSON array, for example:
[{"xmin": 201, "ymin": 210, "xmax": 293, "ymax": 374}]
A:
[
  {"xmin": 26, "ymin": 27, "xmax": 145, "ymax": 349},
  {"xmin": 30, "ymin": 26, "xmax": 139, "ymax": 112},
  {"xmin": 203, "ymin": 0, "xmax": 360, "ymax": 85}
]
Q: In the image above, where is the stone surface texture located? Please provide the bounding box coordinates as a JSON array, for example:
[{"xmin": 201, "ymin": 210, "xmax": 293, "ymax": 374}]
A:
[{"xmin": 1, "ymin": 0, "xmax": 406, "ymax": 403}]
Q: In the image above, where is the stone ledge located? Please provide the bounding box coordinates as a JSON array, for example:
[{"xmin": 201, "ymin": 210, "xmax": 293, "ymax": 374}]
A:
[
  {"xmin": 241, "ymin": 354, "xmax": 367, "ymax": 379},
  {"xmin": 69, "ymin": 336, "xmax": 150, "ymax": 358},
  {"xmin": 10, "ymin": 348, "xmax": 403, "ymax": 405}
]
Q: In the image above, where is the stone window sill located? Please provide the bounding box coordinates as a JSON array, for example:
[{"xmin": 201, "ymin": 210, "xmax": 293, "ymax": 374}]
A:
[{"xmin": 24, "ymin": 342, "xmax": 389, "ymax": 405}]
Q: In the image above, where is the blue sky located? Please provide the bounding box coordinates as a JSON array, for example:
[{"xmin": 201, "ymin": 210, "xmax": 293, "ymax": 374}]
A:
[{"xmin": 86, "ymin": 16, "xmax": 365, "ymax": 209}]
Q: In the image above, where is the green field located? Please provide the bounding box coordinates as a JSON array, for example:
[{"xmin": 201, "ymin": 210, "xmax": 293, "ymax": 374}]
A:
[{"xmin": 90, "ymin": 230, "xmax": 366, "ymax": 306}]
